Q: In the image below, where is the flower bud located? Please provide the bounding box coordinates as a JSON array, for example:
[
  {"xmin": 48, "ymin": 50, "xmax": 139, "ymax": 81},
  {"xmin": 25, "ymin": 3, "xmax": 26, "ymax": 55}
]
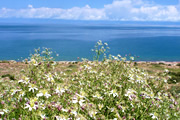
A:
[
  {"xmin": 1, "ymin": 101, "xmax": 5, "ymax": 105},
  {"xmin": 122, "ymin": 116, "xmax": 126, "ymax": 119}
]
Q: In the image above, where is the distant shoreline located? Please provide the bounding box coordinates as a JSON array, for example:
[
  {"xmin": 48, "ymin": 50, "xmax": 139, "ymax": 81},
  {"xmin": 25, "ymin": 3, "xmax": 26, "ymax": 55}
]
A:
[{"xmin": 1, "ymin": 60, "xmax": 180, "ymax": 64}]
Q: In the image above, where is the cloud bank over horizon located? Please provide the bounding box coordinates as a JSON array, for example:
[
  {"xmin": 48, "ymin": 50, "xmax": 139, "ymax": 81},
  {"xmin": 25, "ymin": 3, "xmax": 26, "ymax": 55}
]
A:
[{"xmin": 1, "ymin": 0, "xmax": 180, "ymax": 21}]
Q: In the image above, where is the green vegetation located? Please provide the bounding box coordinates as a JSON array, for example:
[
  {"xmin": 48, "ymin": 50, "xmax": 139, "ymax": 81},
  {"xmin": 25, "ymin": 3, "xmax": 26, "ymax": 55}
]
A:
[
  {"xmin": 0, "ymin": 41, "xmax": 179, "ymax": 120},
  {"xmin": 0, "ymin": 60, "xmax": 10, "ymax": 63},
  {"xmin": 168, "ymin": 72, "xmax": 180, "ymax": 84},
  {"xmin": 1, "ymin": 74, "xmax": 15, "ymax": 80},
  {"xmin": 176, "ymin": 63, "xmax": 180, "ymax": 66}
]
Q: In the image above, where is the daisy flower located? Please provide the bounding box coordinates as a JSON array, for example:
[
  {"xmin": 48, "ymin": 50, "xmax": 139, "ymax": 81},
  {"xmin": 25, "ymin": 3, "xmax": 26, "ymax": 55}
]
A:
[
  {"xmin": 89, "ymin": 110, "xmax": 97, "ymax": 119},
  {"xmin": 98, "ymin": 104, "xmax": 104, "ymax": 110},
  {"xmin": 10, "ymin": 89, "xmax": 21, "ymax": 96},
  {"xmin": 45, "ymin": 73, "xmax": 54, "ymax": 82},
  {"xmin": 72, "ymin": 97, "xmax": 85, "ymax": 106},
  {"xmin": 150, "ymin": 113, "xmax": 158, "ymax": 120},
  {"xmin": 55, "ymin": 86, "xmax": 65, "ymax": 95},
  {"xmin": 3, "ymin": 109, "xmax": 9, "ymax": 113},
  {"xmin": 125, "ymin": 89, "xmax": 137, "ymax": 99},
  {"xmin": 24, "ymin": 97, "xmax": 38, "ymax": 111},
  {"xmin": 93, "ymin": 92, "xmax": 103, "ymax": 99},
  {"xmin": 28, "ymin": 84, "xmax": 38, "ymax": 93},
  {"xmin": 30, "ymin": 58, "xmax": 38, "ymax": 66},
  {"xmin": 37, "ymin": 90, "xmax": 51, "ymax": 98},
  {"xmin": 18, "ymin": 76, "xmax": 30, "ymax": 84},
  {"xmin": 0, "ymin": 111, "xmax": 4, "ymax": 115},
  {"xmin": 19, "ymin": 91, "xmax": 25, "ymax": 97},
  {"xmin": 109, "ymin": 89, "xmax": 118, "ymax": 97}
]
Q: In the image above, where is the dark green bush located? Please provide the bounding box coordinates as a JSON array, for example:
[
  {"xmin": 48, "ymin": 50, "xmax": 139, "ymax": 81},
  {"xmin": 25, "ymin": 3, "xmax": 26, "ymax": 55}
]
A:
[
  {"xmin": 168, "ymin": 72, "xmax": 180, "ymax": 84},
  {"xmin": 0, "ymin": 60, "xmax": 9, "ymax": 63},
  {"xmin": 159, "ymin": 62, "xmax": 165, "ymax": 65},
  {"xmin": 1, "ymin": 74, "xmax": 15, "ymax": 80},
  {"xmin": 176, "ymin": 63, "xmax": 180, "ymax": 66}
]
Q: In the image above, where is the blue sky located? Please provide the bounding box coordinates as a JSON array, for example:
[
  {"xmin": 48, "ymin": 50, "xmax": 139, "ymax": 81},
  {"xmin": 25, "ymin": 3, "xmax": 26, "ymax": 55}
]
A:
[
  {"xmin": 0, "ymin": 0, "xmax": 179, "ymax": 8},
  {"xmin": 0, "ymin": 0, "xmax": 113, "ymax": 9},
  {"xmin": 0, "ymin": 0, "xmax": 180, "ymax": 21}
]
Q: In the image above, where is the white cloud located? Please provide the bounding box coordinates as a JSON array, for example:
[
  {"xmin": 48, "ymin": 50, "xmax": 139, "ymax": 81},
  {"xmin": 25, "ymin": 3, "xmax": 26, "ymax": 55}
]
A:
[
  {"xmin": 0, "ymin": 0, "xmax": 180, "ymax": 21},
  {"xmin": 28, "ymin": 4, "xmax": 33, "ymax": 8},
  {"xmin": 0, "ymin": 4, "xmax": 106, "ymax": 20},
  {"xmin": 104, "ymin": 0, "xmax": 180, "ymax": 21}
]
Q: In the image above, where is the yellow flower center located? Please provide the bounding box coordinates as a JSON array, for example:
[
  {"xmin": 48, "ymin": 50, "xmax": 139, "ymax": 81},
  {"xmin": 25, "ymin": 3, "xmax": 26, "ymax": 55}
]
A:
[{"xmin": 42, "ymin": 90, "xmax": 47, "ymax": 95}]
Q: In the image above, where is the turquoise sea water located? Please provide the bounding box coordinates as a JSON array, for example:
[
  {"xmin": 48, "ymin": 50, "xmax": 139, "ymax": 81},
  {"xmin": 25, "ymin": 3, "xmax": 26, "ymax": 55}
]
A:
[{"xmin": 0, "ymin": 23, "xmax": 180, "ymax": 61}]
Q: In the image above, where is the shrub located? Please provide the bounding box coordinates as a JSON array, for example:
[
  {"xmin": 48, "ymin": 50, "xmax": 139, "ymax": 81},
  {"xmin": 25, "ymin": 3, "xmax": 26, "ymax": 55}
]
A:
[
  {"xmin": 168, "ymin": 72, "xmax": 180, "ymax": 84},
  {"xmin": 0, "ymin": 60, "xmax": 9, "ymax": 63},
  {"xmin": 159, "ymin": 62, "xmax": 165, "ymax": 65},
  {"xmin": 1, "ymin": 74, "xmax": 15, "ymax": 80},
  {"xmin": 134, "ymin": 62, "xmax": 138, "ymax": 66},
  {"xmin": 176, "ymin": 63, "xmax": 180, "ymax": 66}
]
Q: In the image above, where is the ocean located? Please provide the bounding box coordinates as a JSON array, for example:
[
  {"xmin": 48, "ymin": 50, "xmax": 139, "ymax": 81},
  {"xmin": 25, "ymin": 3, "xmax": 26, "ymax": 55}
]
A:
[{"xmin": 0, "ymin": 23, "xmax": 180, "ymax": 61}]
